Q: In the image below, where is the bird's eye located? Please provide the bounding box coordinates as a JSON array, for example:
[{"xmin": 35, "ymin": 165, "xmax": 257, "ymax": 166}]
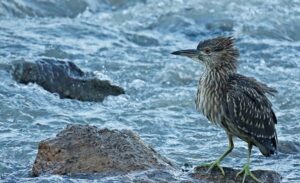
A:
[{"xmin": 204, "ymin": 47, "xmax": 211, "ymax": 54}]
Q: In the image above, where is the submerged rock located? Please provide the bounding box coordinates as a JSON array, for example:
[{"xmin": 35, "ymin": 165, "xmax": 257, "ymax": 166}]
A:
[
  {"xmin": 32, "ymin": 125, "xmax": 174, "ymax": 176},
  {"xmin": 12, "ymin": 58, "xmax": 124, "ymax": 102},
  {"xmin": 191, "ymin": 166, "xmax": 282, "ymax": 183}
]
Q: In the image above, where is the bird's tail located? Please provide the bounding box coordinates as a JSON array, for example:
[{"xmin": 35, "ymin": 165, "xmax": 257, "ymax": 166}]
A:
[{"xmin": 254, "ymin": 135, "xmax": 278, "ymax": 157}]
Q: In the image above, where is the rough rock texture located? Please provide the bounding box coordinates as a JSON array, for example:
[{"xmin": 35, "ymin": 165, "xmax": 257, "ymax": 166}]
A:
[
  {"xmin": 191, "ymin": 166, "xmax": 282, "ymax": 183},
  {"xmin": 31, "ymin": 124, "xmax": 282, "ymax": 181},
  {"xmin": 12, "ymin": 58, "xmax": 124, "ymax": 102},
  {"xmin": 32, "ymin": 125, "xmax": 174, "ymax": 176}
]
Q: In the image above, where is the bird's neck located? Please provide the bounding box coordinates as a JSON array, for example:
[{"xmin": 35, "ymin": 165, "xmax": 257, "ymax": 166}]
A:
[
  {"xmin": 204, "ymin": 56, "xmax": 238, "ymax": 76},
  {"xmin": 199, "ymin": 67, "xmax": 236, "ymax": 95},
  {"xmin": 202, "ymin": 66, "xmax": 235, "ymax": 84}
]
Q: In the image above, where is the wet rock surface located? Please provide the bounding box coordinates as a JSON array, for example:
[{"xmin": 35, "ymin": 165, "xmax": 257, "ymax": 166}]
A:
[
  {"xmin": 32, "ymin": 124, "xmax": 174, "ymax": 177},
  {"xmin": 12, "ymin": 58, "xmax": 124, "ymax": 102},
  {"xmin": 191, "ymin": 166, "xmax": 282, "ymax": 183},
  {"xmin": 31, "ymin": 124, "xmax": 282, "ymax": 182}
]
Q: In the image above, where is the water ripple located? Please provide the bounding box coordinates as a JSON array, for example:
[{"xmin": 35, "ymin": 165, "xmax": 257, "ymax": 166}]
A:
[{"xmin": 0, "ymin": 0, "xmax": 299, "ymax": 182}]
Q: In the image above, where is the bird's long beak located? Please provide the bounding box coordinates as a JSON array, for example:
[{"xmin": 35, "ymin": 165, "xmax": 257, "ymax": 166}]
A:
[{"xmin": 171, "ymin": 49, "xmax": 198, "ymax": 58}]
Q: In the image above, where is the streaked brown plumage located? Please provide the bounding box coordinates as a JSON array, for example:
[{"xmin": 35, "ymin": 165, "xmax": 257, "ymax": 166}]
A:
[{"xmin": 172, "ymin": 37, "xmax": 277, "ymax": 183}]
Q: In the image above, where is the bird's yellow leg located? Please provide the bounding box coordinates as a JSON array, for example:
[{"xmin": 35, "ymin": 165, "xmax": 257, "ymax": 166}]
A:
[
  {"xmin": 199, "ymin": 134, "xmax": 234, "ymax": 176},
  {"xmin": 236, "ymin": 143, "xmax": 262, "ymax": 183}
]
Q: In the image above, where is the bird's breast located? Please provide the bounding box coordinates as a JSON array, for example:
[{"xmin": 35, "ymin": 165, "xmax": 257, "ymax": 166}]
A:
[{"xmin": 195, "ymin": 77, "xmax": 225, "ymax": 125}]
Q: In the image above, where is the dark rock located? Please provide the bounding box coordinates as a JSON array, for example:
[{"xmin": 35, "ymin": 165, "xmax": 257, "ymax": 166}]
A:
[
  {"xmin": 191, "ymin": 166, "xmax": 282, "ymax": 183},
  {"xmin": 12, "ymin": 58, "xmax": 124, "ymax": 102},
  {"xmin": 32, "ymin": 124, "xmax": 174, "ymax": 176}
]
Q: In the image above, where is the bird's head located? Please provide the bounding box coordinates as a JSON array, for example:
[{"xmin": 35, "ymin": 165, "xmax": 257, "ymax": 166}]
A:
[{"xmin": 172, "ymin": 37, "xmax": 239, "ymax": 71}]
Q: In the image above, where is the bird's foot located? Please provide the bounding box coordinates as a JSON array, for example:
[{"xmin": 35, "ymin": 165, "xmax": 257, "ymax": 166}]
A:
[
  {"xmin": 198, "ymin": 160, "xmax": 225, "ymax": 176},
  {"xmin": 236, "ymin": 164, "xmax": 262, "ymax": 183}
]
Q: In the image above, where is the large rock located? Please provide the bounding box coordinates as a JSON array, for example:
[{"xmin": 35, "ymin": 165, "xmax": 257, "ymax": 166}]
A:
[
  {"xmin": 32, "ymin": 125, "xmax": 174, "ymax": 176},
  {"xmin": 191, "ymin": 166, "xmax": 282, "ymax": 183},
  {"xmin": 12, "ymin": 58, "xmax": 124, "ymax": 102}
]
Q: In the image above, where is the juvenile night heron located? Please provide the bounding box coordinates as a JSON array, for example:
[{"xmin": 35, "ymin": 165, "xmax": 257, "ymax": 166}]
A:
[{"xmin": 172, "ymin": 37, "xmax": 278, "ymax": 183}]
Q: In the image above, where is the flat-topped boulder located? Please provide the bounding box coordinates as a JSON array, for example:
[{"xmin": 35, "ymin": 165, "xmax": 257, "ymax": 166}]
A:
[
  {"xmin": 12, "ymin": 58, "xmax": 124, "ymax": 102},
  {"xmin": 32, "ymin": 125, "xmax": 174, "ymax": 176}
]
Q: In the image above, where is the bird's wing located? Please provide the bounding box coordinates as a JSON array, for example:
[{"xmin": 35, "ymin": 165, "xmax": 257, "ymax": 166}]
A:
[
  {"xmin": 229, "ymin": 74, "xmax": 277, "ymax": 96},
  {"xmin": 222, "ymin": 74, "xmax": 277, "ymax": 139}
]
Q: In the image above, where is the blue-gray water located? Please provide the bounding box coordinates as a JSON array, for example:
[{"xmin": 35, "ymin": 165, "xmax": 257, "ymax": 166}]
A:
[{"xmin": 0, "ymin": 0, "xmax": 299, "ymax": 182}]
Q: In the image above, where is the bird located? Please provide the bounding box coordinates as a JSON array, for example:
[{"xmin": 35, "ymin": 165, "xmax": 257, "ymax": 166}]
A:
[{"xmin": 171, "ymin": 37, "xmax": 278, "ymax": 183}]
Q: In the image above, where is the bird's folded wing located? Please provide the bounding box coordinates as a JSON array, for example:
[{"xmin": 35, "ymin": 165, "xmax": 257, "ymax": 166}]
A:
[{"xmin": 222, "ymin": 77, "xmax": 277, "ymax": 139}]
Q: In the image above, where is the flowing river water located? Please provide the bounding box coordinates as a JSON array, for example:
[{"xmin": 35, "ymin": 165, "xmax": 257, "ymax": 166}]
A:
[{"xmin": 0, "ymin": 0, "xmax": 299, "ymax": 182}]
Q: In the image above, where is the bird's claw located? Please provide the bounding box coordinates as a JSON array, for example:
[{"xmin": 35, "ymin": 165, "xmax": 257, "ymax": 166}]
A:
[
  {"xmin": 198, "ymin": 160, "xmax": 225, "ymax": 176},
  {"xmin": 236, "ymin": 164, "xmax": 262, "ymax": 183}
]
